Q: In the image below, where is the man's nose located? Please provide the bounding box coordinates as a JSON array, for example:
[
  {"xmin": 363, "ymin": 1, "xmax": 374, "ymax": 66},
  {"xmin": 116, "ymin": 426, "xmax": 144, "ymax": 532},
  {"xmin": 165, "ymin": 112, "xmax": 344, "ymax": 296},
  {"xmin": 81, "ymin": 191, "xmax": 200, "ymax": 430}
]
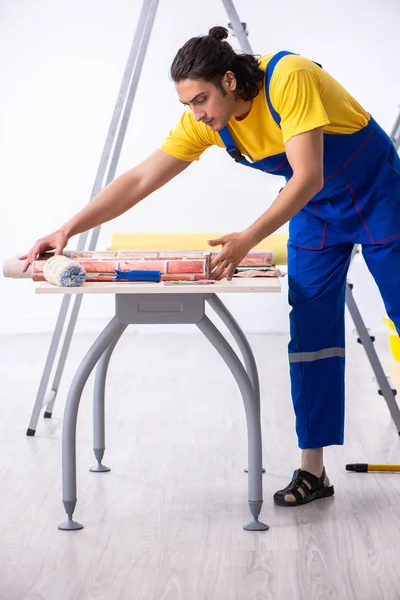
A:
[{"xmin": 193, "ymin": 107, "xmax": 206, "ymax": 122}]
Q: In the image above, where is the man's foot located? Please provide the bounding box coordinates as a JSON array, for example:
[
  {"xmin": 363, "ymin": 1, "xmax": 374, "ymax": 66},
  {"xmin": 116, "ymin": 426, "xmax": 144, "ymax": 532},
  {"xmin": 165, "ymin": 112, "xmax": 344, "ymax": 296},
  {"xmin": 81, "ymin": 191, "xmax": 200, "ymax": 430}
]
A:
[{"xmin": 273, "ymin": 467, "xmax": 334, "ymax": 507}]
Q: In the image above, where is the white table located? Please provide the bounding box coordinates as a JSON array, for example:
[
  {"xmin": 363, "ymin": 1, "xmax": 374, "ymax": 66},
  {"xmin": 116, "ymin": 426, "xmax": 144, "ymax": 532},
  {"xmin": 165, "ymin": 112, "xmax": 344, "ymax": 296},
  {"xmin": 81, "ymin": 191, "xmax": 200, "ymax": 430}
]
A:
[{"xmin": 36, "ymin": 278, "xmax": 281, "ymax": 532}]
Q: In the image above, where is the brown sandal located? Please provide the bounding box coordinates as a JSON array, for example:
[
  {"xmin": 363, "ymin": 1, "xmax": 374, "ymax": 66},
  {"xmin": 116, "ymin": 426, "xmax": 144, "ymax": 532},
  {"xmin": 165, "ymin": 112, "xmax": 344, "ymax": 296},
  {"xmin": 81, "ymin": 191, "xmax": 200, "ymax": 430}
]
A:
[{"xmin": 273, "ymin": 467, "xmax": 335, "ymax": 507}]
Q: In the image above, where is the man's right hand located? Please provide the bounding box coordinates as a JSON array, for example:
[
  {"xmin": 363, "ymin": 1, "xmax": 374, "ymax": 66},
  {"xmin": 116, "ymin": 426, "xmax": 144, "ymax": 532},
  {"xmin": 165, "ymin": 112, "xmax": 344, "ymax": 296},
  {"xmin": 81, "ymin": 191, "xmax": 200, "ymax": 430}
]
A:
[{"xmin": 19, "ymin": 230, "xmax": 69, "ymax": 273}]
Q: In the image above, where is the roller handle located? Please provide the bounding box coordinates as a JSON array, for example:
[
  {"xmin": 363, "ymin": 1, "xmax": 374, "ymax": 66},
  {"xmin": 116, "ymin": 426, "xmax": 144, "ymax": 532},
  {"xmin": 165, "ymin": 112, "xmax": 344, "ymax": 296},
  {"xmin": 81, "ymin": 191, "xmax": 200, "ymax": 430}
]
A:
[{"xmin": 113, "ymin": 269, "xmax": 161, "ymax": 282}]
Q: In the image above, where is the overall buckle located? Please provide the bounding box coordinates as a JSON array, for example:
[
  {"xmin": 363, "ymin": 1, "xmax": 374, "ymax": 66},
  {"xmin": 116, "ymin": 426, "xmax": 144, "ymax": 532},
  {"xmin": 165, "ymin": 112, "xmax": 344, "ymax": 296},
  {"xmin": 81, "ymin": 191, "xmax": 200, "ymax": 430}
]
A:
[{"xmin": 227, "ymin": 147, "xmax": 244, "ymax": 162}]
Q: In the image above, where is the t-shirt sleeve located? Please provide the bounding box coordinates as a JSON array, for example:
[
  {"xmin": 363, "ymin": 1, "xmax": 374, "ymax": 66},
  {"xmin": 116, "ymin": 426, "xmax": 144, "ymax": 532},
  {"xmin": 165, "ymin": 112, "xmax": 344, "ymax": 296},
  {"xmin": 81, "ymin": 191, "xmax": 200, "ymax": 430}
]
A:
[
  {"xmin": 159, "ymin": 110, "xmax": 212, "ymax": 161},
  {"xmin": 271, "ymin": 67, "xmax": 331, "ymax": 144}
]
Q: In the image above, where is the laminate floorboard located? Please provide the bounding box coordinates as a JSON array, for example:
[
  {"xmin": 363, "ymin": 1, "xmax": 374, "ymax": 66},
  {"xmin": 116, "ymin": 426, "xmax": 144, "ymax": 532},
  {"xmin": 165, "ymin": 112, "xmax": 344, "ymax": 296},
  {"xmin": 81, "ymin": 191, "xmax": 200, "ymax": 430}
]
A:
[{"xmin": 0, "ymin": 329, "xmax": 399, "ymax": 600}]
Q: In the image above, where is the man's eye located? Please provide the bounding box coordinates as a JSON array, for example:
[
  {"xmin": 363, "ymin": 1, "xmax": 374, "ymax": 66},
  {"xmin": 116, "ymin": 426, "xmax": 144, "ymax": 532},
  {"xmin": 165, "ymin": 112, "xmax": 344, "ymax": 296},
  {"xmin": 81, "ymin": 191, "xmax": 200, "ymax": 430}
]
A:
[{"xmin": 194, "ymin": 97, "xmax": 206, "ymax": 105}]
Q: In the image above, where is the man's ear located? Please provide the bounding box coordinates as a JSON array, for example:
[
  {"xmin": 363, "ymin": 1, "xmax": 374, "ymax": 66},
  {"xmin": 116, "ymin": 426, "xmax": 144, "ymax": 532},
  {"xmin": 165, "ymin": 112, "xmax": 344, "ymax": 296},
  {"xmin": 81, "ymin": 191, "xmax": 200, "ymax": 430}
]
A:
[{"xmin": 223, "ymin": 71, "xmax": 237, "ymax": 92}]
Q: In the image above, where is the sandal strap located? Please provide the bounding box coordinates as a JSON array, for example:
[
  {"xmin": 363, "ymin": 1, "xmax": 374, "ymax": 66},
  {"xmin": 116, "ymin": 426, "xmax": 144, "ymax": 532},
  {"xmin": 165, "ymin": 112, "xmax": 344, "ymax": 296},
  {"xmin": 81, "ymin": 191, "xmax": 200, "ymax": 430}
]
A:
[
  {"xmin": 288, "ymin": 477, "xmax": 313, "ymax": 500},
  {"xmin": 287, "ymin": 486, "xmax": 304, "ymax": 502},
  {"xmin": 298, "ymin": 467, "xmax": 326, "ymax": 492},
  {"xmin": 297, "ymin": 479, "xmax": 313, "ymax": 495},
  {"xmin": 286, "ymin": 467, "xmax": 326, "ymax": 501}
]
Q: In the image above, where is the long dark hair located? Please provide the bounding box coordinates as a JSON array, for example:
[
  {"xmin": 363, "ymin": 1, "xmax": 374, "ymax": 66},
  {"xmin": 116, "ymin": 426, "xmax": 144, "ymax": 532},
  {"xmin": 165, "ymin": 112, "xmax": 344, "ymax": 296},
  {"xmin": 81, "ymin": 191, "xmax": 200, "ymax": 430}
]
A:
[{"xmin": 170, "ymin": 26, "xmax": 264, "ymax": 101}]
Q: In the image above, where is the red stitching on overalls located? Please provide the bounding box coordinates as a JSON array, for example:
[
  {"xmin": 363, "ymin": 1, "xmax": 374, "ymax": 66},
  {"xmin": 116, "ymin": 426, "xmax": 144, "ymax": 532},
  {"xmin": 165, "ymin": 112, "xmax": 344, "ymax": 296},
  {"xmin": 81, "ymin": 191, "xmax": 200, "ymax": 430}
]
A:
[
  {"xmin": 264, "ymin": 157, "xmax": 288, "ymax": 172},
  {"xmin": 346, "ymin": 183, "xmax": 374, "ymax": 243},
  {"xmin": 324, "ymin": 130, "xmax": 375, "ymax": 181},
  {"xmin": 346, "ymin": 183, "xmax": 400, "ymax": 244},
  {"xmin": 376, "ymin": 231, "xmax": 400, "ymax": 243}
]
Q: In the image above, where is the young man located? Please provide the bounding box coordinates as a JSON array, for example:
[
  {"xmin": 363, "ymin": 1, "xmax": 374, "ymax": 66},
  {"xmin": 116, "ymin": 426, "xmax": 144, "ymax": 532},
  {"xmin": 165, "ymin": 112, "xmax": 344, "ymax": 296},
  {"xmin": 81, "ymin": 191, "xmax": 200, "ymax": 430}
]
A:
[{"xmin": 21, "ymin": 26, "xmax": 400, "ymax": 506}]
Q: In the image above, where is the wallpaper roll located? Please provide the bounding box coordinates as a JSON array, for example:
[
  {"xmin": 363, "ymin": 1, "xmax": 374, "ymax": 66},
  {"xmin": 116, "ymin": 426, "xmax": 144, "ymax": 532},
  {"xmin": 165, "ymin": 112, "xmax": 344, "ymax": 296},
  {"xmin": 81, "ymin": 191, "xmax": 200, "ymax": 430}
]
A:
[
  {"xmin": 109, "ymin": 231, "xmax": 289, "ymax": 265},
  {"xmin": 2, "ymin": 256, "xmax": 32, "ymax": 278},
  {"xmin": 31, "ymin": 255, "xmax": 211, "ymax": 280},
  {"xmin": 3, "ymin": 237, "xmax": 286, "ymax": 284}
]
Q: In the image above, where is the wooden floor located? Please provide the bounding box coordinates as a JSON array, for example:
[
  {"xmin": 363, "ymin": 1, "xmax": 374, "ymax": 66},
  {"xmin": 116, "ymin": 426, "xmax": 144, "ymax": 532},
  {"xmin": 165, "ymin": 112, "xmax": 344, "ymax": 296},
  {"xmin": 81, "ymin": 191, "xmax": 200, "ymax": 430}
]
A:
[{"xmin": 0, "ymin": 328, "xmax": 400, "ymax": 600}]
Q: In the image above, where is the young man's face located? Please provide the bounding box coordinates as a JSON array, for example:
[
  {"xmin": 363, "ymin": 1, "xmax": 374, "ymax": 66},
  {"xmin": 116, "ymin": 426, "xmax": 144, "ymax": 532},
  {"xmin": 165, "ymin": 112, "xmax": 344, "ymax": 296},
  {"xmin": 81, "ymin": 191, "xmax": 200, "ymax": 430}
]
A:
[{"xmin": 175, "ymin": 73, "xmax": 238, "ymax": 131}]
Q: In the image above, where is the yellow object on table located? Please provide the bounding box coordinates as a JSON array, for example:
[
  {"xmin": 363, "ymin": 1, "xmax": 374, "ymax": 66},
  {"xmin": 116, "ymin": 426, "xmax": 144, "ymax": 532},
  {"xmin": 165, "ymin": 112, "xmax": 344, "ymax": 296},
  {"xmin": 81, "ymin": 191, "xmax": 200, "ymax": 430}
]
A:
[
  {"xmin": 110, "ymin": 231, "xmax": 289, "ymax": 265},
  {"xmin": 382, "ymin": 316, "xmax": 400, "ymax": 361}
]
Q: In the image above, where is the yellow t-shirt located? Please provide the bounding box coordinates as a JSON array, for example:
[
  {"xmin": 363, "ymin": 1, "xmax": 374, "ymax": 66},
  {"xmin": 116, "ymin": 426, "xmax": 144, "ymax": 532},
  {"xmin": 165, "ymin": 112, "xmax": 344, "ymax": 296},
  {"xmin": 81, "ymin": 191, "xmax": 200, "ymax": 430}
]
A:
[{"xmin": 159, "ymin": 53, "xmax": 370, "ymax": 162}]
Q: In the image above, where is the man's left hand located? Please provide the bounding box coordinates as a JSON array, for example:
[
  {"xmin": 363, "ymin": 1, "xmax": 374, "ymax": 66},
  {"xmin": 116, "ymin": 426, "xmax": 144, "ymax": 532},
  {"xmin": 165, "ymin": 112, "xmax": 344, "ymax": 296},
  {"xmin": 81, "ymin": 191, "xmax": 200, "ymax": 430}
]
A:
[{"xmin": 208, "ymin": 231, "xmax": 255, "ymax": 280}]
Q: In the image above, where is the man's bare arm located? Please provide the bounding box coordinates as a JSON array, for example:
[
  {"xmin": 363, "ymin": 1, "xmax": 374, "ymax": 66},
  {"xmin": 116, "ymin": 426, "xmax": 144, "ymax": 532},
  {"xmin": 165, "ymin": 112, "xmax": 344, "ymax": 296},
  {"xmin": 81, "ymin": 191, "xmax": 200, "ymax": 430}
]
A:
[
  {"xmin": 245, "ymin": 127, "xmax": 324, "ymax": 245},
  {"xmin": 21, "ymin": 150, "xmax": 190, "ymax": 268}
]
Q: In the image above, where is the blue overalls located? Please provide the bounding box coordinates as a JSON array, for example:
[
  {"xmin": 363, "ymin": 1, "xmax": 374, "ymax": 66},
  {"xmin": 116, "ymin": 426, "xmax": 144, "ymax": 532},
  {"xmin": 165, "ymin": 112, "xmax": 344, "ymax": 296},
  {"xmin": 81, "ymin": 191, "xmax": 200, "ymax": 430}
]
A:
[{"xmin": 218, "ymin": 51, "xmax": 400, "ymax": 449}]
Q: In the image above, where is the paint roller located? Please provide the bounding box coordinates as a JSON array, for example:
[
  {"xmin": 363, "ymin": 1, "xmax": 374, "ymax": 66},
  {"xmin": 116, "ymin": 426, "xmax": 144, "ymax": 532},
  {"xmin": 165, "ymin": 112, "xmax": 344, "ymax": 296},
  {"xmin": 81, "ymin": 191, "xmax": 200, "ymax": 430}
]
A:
[{"xmin": 20, "ymin": 255, "xmax": 161, "ymax": 287}]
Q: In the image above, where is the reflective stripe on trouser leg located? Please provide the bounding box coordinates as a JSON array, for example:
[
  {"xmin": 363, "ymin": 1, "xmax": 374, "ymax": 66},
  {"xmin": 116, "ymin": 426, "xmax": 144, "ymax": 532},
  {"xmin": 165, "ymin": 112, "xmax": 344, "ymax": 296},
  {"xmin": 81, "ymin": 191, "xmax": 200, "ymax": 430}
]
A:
[{"xmin": 287, "ymin": 241, "xmax": 353, "ymax": 449}]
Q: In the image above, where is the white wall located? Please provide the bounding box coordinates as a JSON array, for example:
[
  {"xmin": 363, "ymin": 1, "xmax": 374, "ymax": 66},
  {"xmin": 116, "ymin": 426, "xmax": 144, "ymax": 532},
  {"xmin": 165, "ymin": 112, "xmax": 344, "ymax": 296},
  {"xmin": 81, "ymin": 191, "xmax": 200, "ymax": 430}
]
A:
[{"xmin": 1, "ymin": 0, "xmax": 399, "ymax": 334}]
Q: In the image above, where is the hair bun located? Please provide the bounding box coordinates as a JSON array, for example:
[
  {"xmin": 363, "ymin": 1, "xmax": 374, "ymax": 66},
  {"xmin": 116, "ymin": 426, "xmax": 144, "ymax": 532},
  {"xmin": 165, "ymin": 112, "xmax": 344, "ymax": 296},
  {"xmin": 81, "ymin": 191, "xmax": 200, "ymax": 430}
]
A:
[{"xmin": 208, "ymin": 26, "xmax": 229, "ymax": 41}]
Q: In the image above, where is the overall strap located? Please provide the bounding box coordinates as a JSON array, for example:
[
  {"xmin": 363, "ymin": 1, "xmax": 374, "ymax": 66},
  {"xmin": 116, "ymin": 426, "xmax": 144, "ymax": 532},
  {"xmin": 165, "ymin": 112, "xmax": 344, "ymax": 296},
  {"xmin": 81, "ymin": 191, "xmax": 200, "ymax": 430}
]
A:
[
  {"xmin": 265, "ymin": 51, "xmax": 323, "ymax": 127},
  {"xmin": 265, "ymin": 51, "xmax": 297, "ymax": 127},
  {"xmin": 218, "ymin": 126, "xmax": 245, "ymax": 162}
]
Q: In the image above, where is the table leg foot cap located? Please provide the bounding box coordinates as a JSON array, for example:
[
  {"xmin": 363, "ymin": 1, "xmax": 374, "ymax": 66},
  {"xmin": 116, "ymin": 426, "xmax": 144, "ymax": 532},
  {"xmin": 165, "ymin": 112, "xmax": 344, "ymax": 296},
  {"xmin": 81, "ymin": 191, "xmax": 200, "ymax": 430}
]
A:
[
  {"xmin": 89, "ymin": 463, "xmax": 111, "ymax": 473},
  {"xmin": 243, "ymin": 520, "xmax": 269, "ymax": 531},
  {"xmin": 58, "ymin": 519, "xmax": 84, "ymax": 531}
]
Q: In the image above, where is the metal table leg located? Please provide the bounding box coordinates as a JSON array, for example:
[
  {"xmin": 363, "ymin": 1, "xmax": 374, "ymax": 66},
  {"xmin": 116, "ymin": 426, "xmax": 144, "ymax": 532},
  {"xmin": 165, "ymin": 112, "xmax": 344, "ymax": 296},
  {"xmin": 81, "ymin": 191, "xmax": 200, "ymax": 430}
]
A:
[
  {"xmin": 90, "ymin": 325, "xmax": 128, "ymax": 473},
  {"xmin": 197, "ymin": 314, "xmax": 268, "ymax": 531},
  {"xmin": 58, "ymin": 316, "xmax": 126, "ymax": 531},
  {"xmin": 206, "ymin": 294, "xmax": 265, "ymax": 474},
  {"xmin": 206, "ymin": 294, "xmax": 260, "ymax": 400}
]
